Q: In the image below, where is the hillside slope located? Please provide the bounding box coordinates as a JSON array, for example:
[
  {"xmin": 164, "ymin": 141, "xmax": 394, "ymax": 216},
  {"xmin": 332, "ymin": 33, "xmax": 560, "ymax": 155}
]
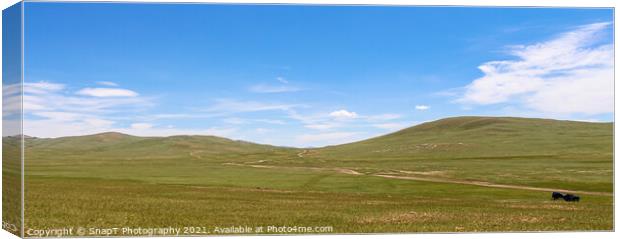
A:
[
  {"xmin": 18, "ymin": 116, "xmax": 613, "ymax": 163},
  {"xmin": 16, "ymin": 116, "xmax": 613, "ymax": 232},
  {"xmin": 13, "ymin": 116, "xmax": 613, "ymax": 196},
  {"xmin": 24, "ymin": 132, "xmax": 294, "ymax": 163},
  {"xmin": 315, "ymin": 116, "xmax": 613, "ymax": 160}
]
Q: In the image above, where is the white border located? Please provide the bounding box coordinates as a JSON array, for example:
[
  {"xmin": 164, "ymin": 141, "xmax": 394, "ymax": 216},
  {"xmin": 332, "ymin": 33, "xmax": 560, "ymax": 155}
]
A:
[{"xmin": 1, "ymin": 1, "xmax": 617, "ymax": 239}]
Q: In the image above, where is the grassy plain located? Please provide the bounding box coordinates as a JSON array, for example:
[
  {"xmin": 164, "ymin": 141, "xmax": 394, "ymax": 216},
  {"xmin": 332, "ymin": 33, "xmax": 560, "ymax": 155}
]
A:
[
  {"xmin": 8, "ymin": 116, "xmax": 614, "ymax": 235},
  {"xmin": 2, "ymin": 136, "xmax": 21, "ymax": 236}
]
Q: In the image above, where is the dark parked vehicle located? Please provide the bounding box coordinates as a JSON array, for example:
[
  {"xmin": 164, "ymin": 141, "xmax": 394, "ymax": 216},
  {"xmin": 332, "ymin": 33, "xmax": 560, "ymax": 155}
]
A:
[
  {"xmin": 551, "ymin": 192, "xmax": 580, "ymax": 202},
  {"xmin": 563, "ymin": 194, "xmax": 580, "ymax": 202},
  {"xmin": 552, "ymin": 192, "xmax": 564, "ymax": 200}
]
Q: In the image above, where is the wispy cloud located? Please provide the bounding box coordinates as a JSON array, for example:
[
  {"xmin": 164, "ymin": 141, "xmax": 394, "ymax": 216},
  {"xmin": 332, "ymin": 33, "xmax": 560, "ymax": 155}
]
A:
[
  {"xmin": 32, "ymin": 111, "xmax": 83, "ymax": 121},
  {"xmin": 457, "ymin": 22, "xmax": 613, "ymax": 116},
  {"xmin": 22, "ymin": 81, "xmax": 149, "ymax": 114},
  {"xmin": 96, "ymin": 81, "xmax": 119, "ymax": 87},
  {"xmin": 329, "ymin": 109, "xmax": 358, "ymax": 120},
  {"xmin": 83, "ymin": 118, "xmax": 115, "ymax": 128},
  {"xmin": 22, "ymin": 80, "xmax": 152, "ymax": 137},
  {"xmin": 249, "ymin": 84, "xmax": 300, "ymax": 93},
  {"xmin": 249, "ymin": 76, "xmax": 302, "ymax": 93},
  {"xmin": 130, "ymin": 123, "xmax": 154, "ymax": 130},
  {"xmin": 3, "ymin": 83, "xmax": 24, "ymax": 117},
  {"xmin": 205, "ymin": 99, "xmax": 300, "ymax": 114},
  {"xmin": 76, "ymin": 87, "xmax": 139, "ymax": 97},
  {"xmin": 24, "ymin": 81, "xmax": 65, "ymax": 94},
  {"xmin": 415, "ymin": 105, "xmax": 430, "ymax": 111},
  {"xmin": 113, "ymin": 126, "xmax": 239, "ymax": 138},
  {"xmin": 290, "ymin": 109, "xmax": 409, "ymax": 134},
  {"xmin": 276, "ymin": 76, "xmax": 289, "ymax": 84},
  {"xmin": 25, "ymin": 117, "xmax": 238, "ymax": 139}
]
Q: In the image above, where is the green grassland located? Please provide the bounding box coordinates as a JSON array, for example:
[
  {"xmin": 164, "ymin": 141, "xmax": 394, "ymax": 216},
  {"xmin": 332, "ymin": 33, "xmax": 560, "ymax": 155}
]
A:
[
  {"xmin": 2, "ymin": 136, "xmax": 21, "ymax": 236},
  {"xmin": 5, "ymin": 116, "xmax": 613, "ymax": 235}
]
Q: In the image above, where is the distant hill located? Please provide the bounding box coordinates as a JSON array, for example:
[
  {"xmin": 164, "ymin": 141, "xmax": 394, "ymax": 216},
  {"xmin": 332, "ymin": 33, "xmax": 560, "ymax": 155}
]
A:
[
  {"xmin": 7, "ymin": 116, "xmax": 612, "ymax": 162},
  {"xmin": 11, "ymin": 116, "xmax": 613, "ymax": 195},
  {"xmin": 315, "ymin": 116, "xmax": 613, "ymax": 160},
  {"xmin": 21, "ymin": 131, "xmax": 289, "ymax": 161}
]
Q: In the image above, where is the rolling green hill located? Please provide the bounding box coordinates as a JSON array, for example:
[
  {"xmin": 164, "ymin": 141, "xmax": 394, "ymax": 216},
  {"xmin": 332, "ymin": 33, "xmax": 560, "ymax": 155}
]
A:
[
  {"xmin": 24, "ymin": 131, "xmax": 295, "ymax": 163},
  {"xmin": 26, "ymin": 131, "xmax": 284, "ymax": 154},
  {"xmin": 5, "ymin": 116, "xmax": 614, "ymax": 233},
  {"xmin": 23, "ymin": 116, "xmax": 614, "ymax": 160},
  {"xmin": 305, "ymin": 117, "xmax": 613, "ymax": 193},
  {"xmin": 319, "ymin": 116, "xmax": 613, "ymax": 159},
  {"xmin": 20, "ymin": 116, "xmax": 613, "ymax": 192}
]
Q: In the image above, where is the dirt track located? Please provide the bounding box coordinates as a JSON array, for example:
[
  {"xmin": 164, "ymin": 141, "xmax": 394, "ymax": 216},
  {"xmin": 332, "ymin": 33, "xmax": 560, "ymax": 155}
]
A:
[
  {"xmin": 373, "ymin": 174, "xmax": 612, "ymax": 196},
  {"xmin": 223, "ymin": 163, "xmax": 612, "ymax": 196},
  {"xmin": 297, "ymin": 150, "xmax": 309, "ymax": 158},
  {"xmin": 222, "ymin": 162, "xmax": 363, "ymax": 175}
]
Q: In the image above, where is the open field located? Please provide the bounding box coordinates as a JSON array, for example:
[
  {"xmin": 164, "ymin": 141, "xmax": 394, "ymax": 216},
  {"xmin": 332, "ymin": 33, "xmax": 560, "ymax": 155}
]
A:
[
  {"xmin": 25, "ymin": 176, "xmax": 612, "ymax": 234},
  {"xmin": 5, "ymin": 116, "xmax": 613, "ymax": 235},
  {"xmin": 2, "ymin": 136, "xmax": 21, "ymax": 235}
]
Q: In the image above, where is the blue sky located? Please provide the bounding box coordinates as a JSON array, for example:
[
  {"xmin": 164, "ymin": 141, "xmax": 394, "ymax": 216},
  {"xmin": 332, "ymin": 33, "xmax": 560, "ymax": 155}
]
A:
[{"xmin": 20, "ymin": 3, "xmax": 614, "ymax": 147}]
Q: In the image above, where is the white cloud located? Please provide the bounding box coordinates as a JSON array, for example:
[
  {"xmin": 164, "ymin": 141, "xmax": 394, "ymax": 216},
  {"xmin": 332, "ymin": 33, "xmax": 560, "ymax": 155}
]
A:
[
  {"xmin": 84, "ymin": 118, "xmax": 115, "ymax": 128},
  {"xmin": 24, "ymin": 119, "xmax": 113, "ymax": 138},
  {"xmin": 24, "ymin": 86, "xmax": 149, "ymax": 114},
  {"xmin": 249, "ymin": 84, "xmax": 300, "ymax": 93},
  {"xmin": 415, "ymin": 105, "xmax": 430, "ymax": 111},
  {"xmin": 96, "ymin": 81, "xmax": 119, "ymax": 86},
  {"xmin": 329, "ymin": 109, "xmax": 358, "ymax": 120},
  {"xmin": 4, "ymin": 83, "xmax": 62, "ymax": 119},
  {"xmin": 115, "ymin": 126, "xmax": 238, "ymax": 138},
  {"xmin": 248, "ymin": 77, "xmax": 301, "ymax": 93},
  {"xmin": 287, "ymin": 110, "xmax": 323, "ymax": 125},
  {"xmin": 290, "ymin": 110, "xmax": 405, "ymax": 133},
  {"xmin": 458, "ymin": 22, "xmax": 613, "ymax": 116},
  {"xmin": 33, "ymin": 111, "xmax": 82, "ymax": 121},
  {"xmin": 21, "ymin": 81, "xmax": 152, "ymax": 137},
  {"xmin": 24, "ymin": 118, "xmax": 238, "ymax": 139},
  {"xmin": 23, "ymin": 81, "xmax": 65, "ymax": 95},
  {"xmin": 3, "ymin": 82, "xmax": 22, "ymax": 96},
  {"xmin": 276, "ymin": 77, "xmax": 289, "ymax": 84},
  {"xmin": 25, "ymin": 112, "xmax": 117, "ymax": 137},
  {"xmin": 18, "ymin": 82, "xmax": 279, "ymax": 140},
  {"xmin": 130, "ymin": 123, "xmax": 154, "ymax": 130},
  {"xmin": 76, "ymin": 88, "xmax": 139, "ymax": 97},
  {"xmin": 3, "ymin": 83, "xmax": 24, "ymax": 116}
]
